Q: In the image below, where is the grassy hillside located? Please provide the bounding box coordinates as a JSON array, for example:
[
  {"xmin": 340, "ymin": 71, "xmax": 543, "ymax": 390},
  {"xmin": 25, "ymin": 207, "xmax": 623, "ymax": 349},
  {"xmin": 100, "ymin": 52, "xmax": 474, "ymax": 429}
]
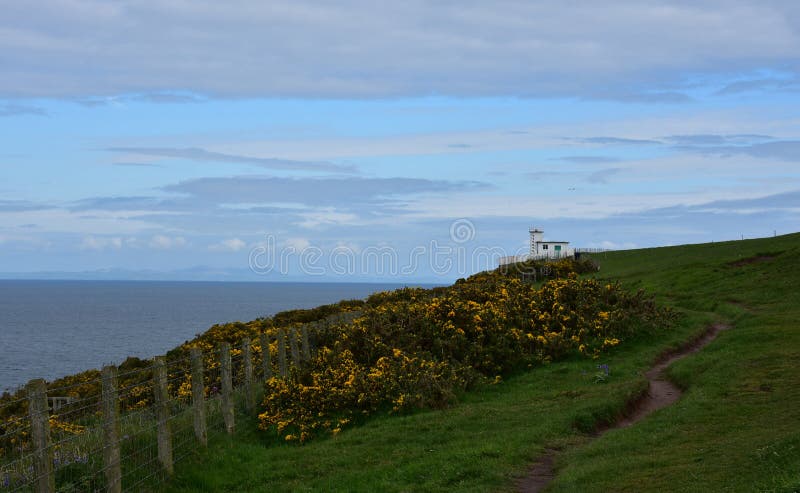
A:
[
  {"xmin": 551, "ymin": 234, "xmax": 800, "ymax": 492},
  {"xmin": 164, "ymin": 234, "xmax": 800, "ymax": 492}
]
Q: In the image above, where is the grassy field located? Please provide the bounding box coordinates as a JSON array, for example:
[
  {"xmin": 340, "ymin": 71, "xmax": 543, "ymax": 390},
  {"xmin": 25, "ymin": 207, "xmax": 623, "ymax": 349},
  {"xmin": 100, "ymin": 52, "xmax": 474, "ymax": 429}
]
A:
[
  {"xmin": 164, "ymin": 233, "xmax": 800, "ymax": 492},
  {"xmin": 550, "ymin": 234, "xmax": 800, "ymax": 492}
]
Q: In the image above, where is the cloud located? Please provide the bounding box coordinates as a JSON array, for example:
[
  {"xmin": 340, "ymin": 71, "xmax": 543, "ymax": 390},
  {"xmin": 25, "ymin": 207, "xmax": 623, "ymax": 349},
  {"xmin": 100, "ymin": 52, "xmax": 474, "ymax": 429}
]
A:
[
  {"xmin": 148, "ymin": 235, "xmax": 187, "ymax": 249},
  {"xmin": 715, "ymin": 77, "xmax": 800, "ymax": 95},
  {"xmin": 524, "ymin": 170, "xmax": 572, "ymax": 182},
  {"xmin": 297, "ymin": 209, "xmax": 361, "ymax": 228},
  {"xmin": 0, "ymin": 103, "xmax": 46, "ymax": 117},
  {"xmin": 524, "ymin": 166, "xmax": 624, "ymax": 185},
  {"xmin": 209, "ymin": 238, "xmax": 247, "ymax": 252},
  {"xmin": 678, "ymin": 140, "xmax": 800, "ymax": 162},
  {"xmin": 1, "ymin": 1, "xmax": 798, "ymax": 99},
  {"xmin": 0, "ymin": 200, "xmax": 51, "ymax": 212},
  {"xmin": 105, "ymin": 147, "xmax": 356, "ymax": 172},
  {"xmin": 130, "ymin": 93, "xmax": 204, "ymax": 104},
  {"xmin": 284, "ymin": 238, "xmax": 311, "ymax": 251},
  {"xmin": 69, "ymin": 196, "xmax": 186, "ymax": 212},
  {"xmin": 665, "ymin": 134, "xmax": 773, "ymax": 146},
  {"xmin": 584, "ymin": 90, "xmax": 692, "ymax": 104},
  {"xmin": 691, "ymin": 189, "xmax": 800, "ymax": 212},
  {"xmin": 77, "ymin": 92, "xmax": 205, "ymax": 107},
  {"xmin": 80, "ymin": 236, "xmax": 123, "ymax": 250},
  {"xmin": 553, "ymin": 155, "xmax": 621, "ymax": 164},
  {"xmin": 577, "ymin": 136, "xmax": 662, "ymax": 145},
  {"xmin": 586, "ymin": 168, "xmax": 623, "ymax": 184},
  {"xmin": 58, "ymin": 175, "xmax": 491, "ymax": 236},
  {"xmin": 162, "ymin": 175, "xmax": 491, "ymax": 209},
  {"xmin": 112, "ymin": 162, "xmax": 166, "ymax": 168}
]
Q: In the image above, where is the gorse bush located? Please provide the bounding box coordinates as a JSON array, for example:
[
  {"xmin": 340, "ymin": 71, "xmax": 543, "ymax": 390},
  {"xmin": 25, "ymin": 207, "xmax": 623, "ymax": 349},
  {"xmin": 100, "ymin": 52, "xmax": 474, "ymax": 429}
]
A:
[{"xmin": 258, "ymin": 262, "xmax": 674, "ymax": 442}]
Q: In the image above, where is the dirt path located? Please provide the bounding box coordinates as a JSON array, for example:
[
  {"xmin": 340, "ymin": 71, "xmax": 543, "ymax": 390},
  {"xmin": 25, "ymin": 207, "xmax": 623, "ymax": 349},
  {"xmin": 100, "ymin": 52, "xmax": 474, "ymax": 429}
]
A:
[{"xmin": 517, "ymin": 323, "xmax": 731, "ymax": 493}]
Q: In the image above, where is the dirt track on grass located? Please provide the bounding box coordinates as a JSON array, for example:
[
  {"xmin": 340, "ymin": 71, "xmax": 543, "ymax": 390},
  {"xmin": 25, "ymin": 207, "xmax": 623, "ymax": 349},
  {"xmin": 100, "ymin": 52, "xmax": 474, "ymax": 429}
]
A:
[{"xmin": 517, "ymin": 323, "xmax": 731, "ymax": 493}]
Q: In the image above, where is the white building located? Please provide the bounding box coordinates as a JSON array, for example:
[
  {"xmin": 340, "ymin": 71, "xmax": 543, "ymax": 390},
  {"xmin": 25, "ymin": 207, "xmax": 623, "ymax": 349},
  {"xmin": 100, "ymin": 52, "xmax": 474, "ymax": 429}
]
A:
[
  {"xmin": 498, "ymin": 228, "xmax": 575, "ymax": 265},
  {"xmin": 529, "ymin": 228, "xmax": 573, "ymax": 259}
]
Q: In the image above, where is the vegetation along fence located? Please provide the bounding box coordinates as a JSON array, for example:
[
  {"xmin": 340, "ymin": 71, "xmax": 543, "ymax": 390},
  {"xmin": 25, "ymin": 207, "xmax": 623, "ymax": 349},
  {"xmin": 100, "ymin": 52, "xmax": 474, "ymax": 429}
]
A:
[{"xmin": 0, "ymin": 326, "xmax": 315, "ymax": 492}]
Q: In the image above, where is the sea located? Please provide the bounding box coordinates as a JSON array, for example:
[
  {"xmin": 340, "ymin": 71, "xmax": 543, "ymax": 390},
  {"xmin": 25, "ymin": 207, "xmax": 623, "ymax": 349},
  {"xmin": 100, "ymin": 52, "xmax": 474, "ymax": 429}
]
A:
[{"xmin": 0, "ymin": 280, "xmax": 414, "ymax": 393}]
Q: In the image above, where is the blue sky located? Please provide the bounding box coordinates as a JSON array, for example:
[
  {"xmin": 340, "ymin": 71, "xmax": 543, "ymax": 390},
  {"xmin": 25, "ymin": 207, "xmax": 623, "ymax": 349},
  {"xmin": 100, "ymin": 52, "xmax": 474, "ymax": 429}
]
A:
[{"xmin": 2, "ymin": 0, "xmax": 800, "ymax": 281}]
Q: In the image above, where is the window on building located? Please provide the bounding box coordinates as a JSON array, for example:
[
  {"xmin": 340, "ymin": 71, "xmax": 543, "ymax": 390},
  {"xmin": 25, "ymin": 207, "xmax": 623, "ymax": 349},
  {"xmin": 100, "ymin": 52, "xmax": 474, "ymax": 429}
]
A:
[
  {"xmin": 542, "ymin": 244, "xmax": 549, "ymax": 250},
  {"xmin": 555, "ymin": 245, "xmax": 562, "ymax": 251}
]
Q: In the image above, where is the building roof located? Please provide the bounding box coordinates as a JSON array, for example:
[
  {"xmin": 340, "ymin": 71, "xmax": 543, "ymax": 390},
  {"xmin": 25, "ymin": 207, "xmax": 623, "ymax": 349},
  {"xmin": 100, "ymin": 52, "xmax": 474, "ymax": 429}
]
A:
[{"xmin": 535, "ymin": 240, "xmax": 570, "ymax": 244}]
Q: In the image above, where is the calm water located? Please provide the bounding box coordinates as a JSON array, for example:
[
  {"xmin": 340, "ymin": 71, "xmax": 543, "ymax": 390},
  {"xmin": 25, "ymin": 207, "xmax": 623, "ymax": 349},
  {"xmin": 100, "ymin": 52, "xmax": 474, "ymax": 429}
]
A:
[{"xmin": 0, "ymin": 280, "xmax": 409, "ymax": 392}]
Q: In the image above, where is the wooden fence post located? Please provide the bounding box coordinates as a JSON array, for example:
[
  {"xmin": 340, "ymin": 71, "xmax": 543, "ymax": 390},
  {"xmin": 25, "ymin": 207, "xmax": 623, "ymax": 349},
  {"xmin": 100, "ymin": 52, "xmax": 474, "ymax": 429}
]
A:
[
  {"xmin": 26, "ymin": 379, "xmax": 54, "ymax": 493},
  {"xmin": 277, "ymin": 330, "xmax": 287, "ymax": 378},
  {"xmin": 259, "ymin": 333, "xmax": 273, "ymax": 380},
  {"xmin": 101, "ymin": 366, "xmax": 122, "ymax": 493},
  {"xmin": 301, "ymin": 325, "xmax": 311, "ymax": 361},
  {"xmin": 189, "ymin": 348, "xmax": 207, "ymax": 446},
  {"xmin": 220, "ymin": 343, "xmax": 235, "ymax": 434},
  {"xmin": 242, "ymin": 338, "xmax": 254, "ymax": 412},
  {"xmin": 289, "ymin": 328, "xmax": 300, "ymax": 369},
  {"xmin": 152, "ymin": 356, "xmax": 173, "ymax": 475}
]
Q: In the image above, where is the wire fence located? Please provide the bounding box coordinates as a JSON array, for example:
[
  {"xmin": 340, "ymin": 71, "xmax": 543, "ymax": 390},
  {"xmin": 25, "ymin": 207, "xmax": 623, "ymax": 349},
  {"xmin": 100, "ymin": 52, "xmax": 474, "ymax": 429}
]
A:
[{"xmin": 0, "ymin": 325, "xmax": 320, "ymax": 493}]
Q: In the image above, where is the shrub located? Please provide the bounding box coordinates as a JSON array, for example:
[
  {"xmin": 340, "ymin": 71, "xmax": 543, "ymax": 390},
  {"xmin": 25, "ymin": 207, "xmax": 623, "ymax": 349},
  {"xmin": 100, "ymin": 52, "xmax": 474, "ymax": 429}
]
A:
[{"xmin": 258, "ymin": 268, "xmax": 673, "ymax": 442}]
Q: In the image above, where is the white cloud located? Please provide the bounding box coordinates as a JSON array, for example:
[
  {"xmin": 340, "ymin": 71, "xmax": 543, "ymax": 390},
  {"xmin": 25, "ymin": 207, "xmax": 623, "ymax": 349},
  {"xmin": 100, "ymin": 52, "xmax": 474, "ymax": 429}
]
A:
[
  {"xmin": 148, "ymin": 235, "xmax": 187, "ymax": 249},
  {"xmin": 297, "ymin": 210, "xmax": 361, "ymax": 229},
  {"xmin": 283, "ymin": 237, "xmax": 311, "ymax": 251},
  {"xmin": 209, "ymin": 238, "xmax": 247, "ymax": 252},
  {"xmin": 80, "ymin": 236, "xmax": 123, "ymax": 250}
]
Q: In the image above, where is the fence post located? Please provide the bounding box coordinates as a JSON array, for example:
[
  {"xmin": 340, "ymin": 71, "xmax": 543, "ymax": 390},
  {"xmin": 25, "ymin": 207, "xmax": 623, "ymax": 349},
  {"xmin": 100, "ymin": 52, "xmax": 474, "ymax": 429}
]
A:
[
  {"xmin": 301, "ymin": 325, "xmax": 311, "ymax": 361},
  {"xmin": 152, "ymin": 356, "xmax": 173, "ymax": 475},
  {"xmin": 26, "ymin": 379, "xmax": 54, "ymax": 493},
  {"xmin": 242, "ymin": 338, "xmax": 254, "ymax": 412},
  {"xmin": 220, "ymin": 343, "xmax": 235, "ymax": 434},
  {"xmin": 289, "ymin": 328, "xmax": 300, "ymax": 369},
  {"xmin": 189, "ymin": 348, "xmax": 207, "ymax": 446},
  {"xmin": 277, "ymin": 330, "xmax": 287, "ymax": 378},
  {"xmin": 101, "ymin": 366, "xmax": 122, "ymax": 493},
  {"xmin": 259, "ymin": 333, "xmax": 273, "ymax": 380}
]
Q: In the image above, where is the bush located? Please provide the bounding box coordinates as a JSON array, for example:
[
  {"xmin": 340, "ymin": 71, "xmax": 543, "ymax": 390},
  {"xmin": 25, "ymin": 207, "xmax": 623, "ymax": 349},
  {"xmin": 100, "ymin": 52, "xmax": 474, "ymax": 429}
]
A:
[{"xmin": 258, "ymin": 268, "xmax": 674, "ymax": 442}]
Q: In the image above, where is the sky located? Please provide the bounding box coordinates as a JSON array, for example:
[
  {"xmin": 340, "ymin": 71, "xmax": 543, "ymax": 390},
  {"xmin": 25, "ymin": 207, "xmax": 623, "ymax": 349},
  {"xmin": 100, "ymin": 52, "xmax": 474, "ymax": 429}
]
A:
[{"xmin": 2, "ymin": 0, "xmax": 800, "ymax": 282}]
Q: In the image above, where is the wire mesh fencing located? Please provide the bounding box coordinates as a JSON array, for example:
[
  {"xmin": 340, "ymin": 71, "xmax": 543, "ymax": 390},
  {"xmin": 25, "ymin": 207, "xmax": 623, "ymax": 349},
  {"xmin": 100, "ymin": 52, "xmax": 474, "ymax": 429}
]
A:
[{"xmin": 0, "ymin": 325, "xmax": 323, "ymax": 493}]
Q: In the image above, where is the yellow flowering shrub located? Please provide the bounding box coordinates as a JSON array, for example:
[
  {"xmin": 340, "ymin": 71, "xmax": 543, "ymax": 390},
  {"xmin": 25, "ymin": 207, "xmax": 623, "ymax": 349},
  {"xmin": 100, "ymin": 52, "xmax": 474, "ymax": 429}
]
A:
[{"xmin": 258, "ymin": 261, "xmax": 674, "ymax": 442}]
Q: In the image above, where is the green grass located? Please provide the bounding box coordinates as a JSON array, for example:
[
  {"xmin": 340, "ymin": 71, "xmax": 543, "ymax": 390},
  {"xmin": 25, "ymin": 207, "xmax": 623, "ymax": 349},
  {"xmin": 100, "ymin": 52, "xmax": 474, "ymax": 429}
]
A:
[
  {"xmin": 164, "ymin": 233, "xmax": 800, "ymax": 492},
  {"xmin": 550, "ymin": 235, "xmax": 800, "ymax": 492}
]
